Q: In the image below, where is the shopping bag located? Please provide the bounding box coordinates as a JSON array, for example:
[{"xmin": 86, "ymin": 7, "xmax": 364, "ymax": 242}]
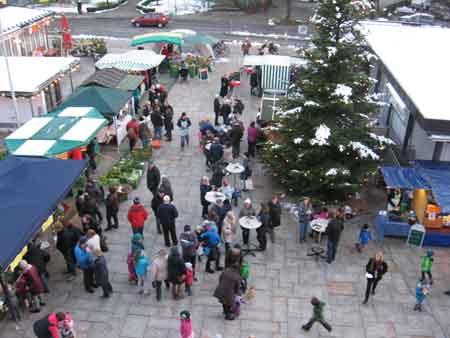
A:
[
  {"xmin": 151, "ymin": 140, "xmax": 161, "ymax": 149},
  {"xmin": 244, "ymin": 178, "xmax": 253, "ymax": 190}
]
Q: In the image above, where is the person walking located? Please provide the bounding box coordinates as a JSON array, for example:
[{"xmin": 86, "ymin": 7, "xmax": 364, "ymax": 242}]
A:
[
  {"xmin": 151, "ymin": 190, "xmax": 164, "ymax": 234},
  {"xmin": 167, "ymin": 247, "xmax": 187, "ymax": 300},
  {"xmin": 298, "ymin": 197, "xmax": 313, "ymax": 243},
  {"xmin": 83, "ymin": 194, "xmax": 103, "ymax": 225},
  {"xmin": 138, "ymin": 117, "xmax": 151, "ymax": 148},
  {"xmin": 93, "ymin": 249, "xmax": 113, "ymax": 298},
  {"xmin": 151, "ymin": 248, "xmax": 170, "ymax": 301},
  {"xmin": 325, "ymin": 211, "xmax": 344, "ymax": 264},
  {"xmin": 33, "ymin": 312, "xmax": 69, "ymax": 338},
  {"xmin": 213, "ymin": 264, "xmax": 242, "ymax": 320},
  {"xmin": 222, "ymin": 211, "xmax": 236, "ymax": 253},
  {"xmin": 230, "ymin": 122, "xmax": 244, "ymax": 158},
  {"xmin": 200, "ymin": 222, "xmax": 223, "ymax": 273},
  {"xmin": 414, "ymin": 280, "xmax": 430, "ymax": 312},
  {"xmin": 177, "ymin": 112, "xmax": 192, "ymax": 150},
  {"xmin": 146, "ymin": 160, "xmax": 161, "ymax": 196},
  {"xmin": 200, "ymin": 176, "xmax": 212, "ymax": 219},
  {"xmin": 213, "ymin": 95, "xmax": 222, "ymax": 126},
  {"xmin": 158, "ymin": 195, "xmax": 179, "ymax": 247},
  {"xmin": 420, "ymin": 249, "xmax": 434, "ymax": 284},
  {"xmin": 179, "ymin": 225, "xmax": 198, "ymax": 278},
  {"xmin": 301, "ymin": 297, "xmax": 332, "ymax": 332},
  {"xmin": 220, "ymin": 100, "xmax": 231, "ymax": 126},
  {"xmin": 127, "ymin": 197, "xmax": 148, "ymax": 235},
  {"xmin": 18, "ymin": 260, "xmax": 46, "ymax": 313},
  {"xmin": 239, "ymin": 199, "xmax": 256, "ymax": 246},
  {"xmin": 219, "ymin": 75, "xmax": 229, "ymax": 98},
  {"xmin": 86, "ymin": 229, "xmax": 101, "ymax": 252},
  {"xmin": 241, "ymin": 38, "xmax": 252, "ymax": 56},
  {"xmin": 247, "ymin": 122, "xmax": 258, "ymax": 158},
  {"xmin": 162, "ymin": 101, "xmax": 174, "ymax": 141},
  {"xmin": 184, "ymin": 263, "xmax": 194, "ymax": 296},
  {"xmin": 74, "ymin": 236, "xmax": 95, "ymax": 293},
  {"xmin": 105, "ymin": 186, "xmax": 119, "ymax": 231},
  {"xmin": 135, "ymin": 251, "xmax": 150, "ymax": 295},
  {"xmin": 363, "ymin": 251, "xmax": 388, "ymax": 304},
  {"xmin": 159, "ymin": 175, "xmax": 174, "ymax": 201},
  {"xmin": 268, "ymin": 195, "xmax": 281, "ymax": 243},
  {"xmin": 257, "ymin": 203, "xmax": 270, "ymax": 251},
  {"xmin": 151, "ymin": 108, "xmax": 164, "ymax": 140},
  {"xmin": 210, "ymin": 138, "xmax": 224, "ymax": 166}
]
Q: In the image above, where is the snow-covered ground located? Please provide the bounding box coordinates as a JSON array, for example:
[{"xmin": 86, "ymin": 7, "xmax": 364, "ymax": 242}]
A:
[
  {"xmin": 227, "ymin": 31, "xmax": 309, "ymax": 41},
  {"xmin": 137, "ymin": 0, "xmax": 210, "ymax": 15}
]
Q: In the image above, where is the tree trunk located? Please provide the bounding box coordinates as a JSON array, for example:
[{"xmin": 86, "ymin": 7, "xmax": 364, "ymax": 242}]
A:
[{"xmin": 285, "ymin": 0, "xmax": 292, "ymax": 20}]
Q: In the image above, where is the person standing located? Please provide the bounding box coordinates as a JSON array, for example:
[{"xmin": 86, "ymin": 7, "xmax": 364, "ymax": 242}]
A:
[
  {"xmin": 33, "ymin": 312, "xmax": 68, "ymax": 338},
  {"xmin": 241, "ymin": 38, "xmax": 252, "ymax": 56},
  {"xmin": 213, "ymin": 264, "xmax": 242, "ymax": 320},
  {"xmin": 179, "ymin": 225, "xmax": 198, "ymax": 278},
  {"xmin": 151, "ymin": 108, "xmax": 164, "ymax": 140},
  {"xmin": 86, "ymin": 229, "xmax": 101, "ymax": 252},
  {"xmin": 167, "ymin": 247, "xmax": 187, "ymax": 300},
  {"xmin": 363, "ymin": 251, "xmax": 388, "ymax": 304},
  {"xmin": 159, "ymin": 175, "xmax": 174, "ymax": 201},
  {"xmin": 158, "ymin": 195, "xmax": 179, "ymax": 247},
  {"xmin": 230, "ymin": 122, "xmax": 244, "ymax": 159},
  {"xmin": 177, "ymin": 112, "xmax": 192, "ymax": 150},
  {"xmin": 201, "ymin": 223, "xmax": 223, "ymax": 273},
  {"xmin": 220, "ymin": 100, "xmax": 231, "ymax": 126},
  {"xmin": 138, "ymin": 117, "xmax": 151, "ymax": 148},
  {"xmin": 268, "ymin": 195, "xmax": 281, "ymax": 243},
  {"xmin": 210, "ymin": 138, "xmax": 224, "ymax": 166},
  {"xmin": 126, "ymin": 117, "xmax": 139, "ymax": 152},
  {"xmin": 151, "ymin": 248, "xmax": 169, "ymax": 301},
  {"xmin": 298, "ymin": 197, "xmax": 312, "ymax": 243},
  {"xmin": 250, "ymin": 70, "xmax": 258, "ymax": 96},
  {"xmin": 213, "ymin": 95, "xmax": 221, "ymax": 126},
  {"xmin": 18, "ymin": 260, "xmax": 46, "ymax": 313},
  {"xmin": 86, "ymin": 138, "xmax": 97, "ymax": 173},
  {"xmin": 147, "ymin": 160, "xmax": 161, "ymax": 196},
  {"xmin": 24, "ymin": 241, "xmax": 50, "ymax": 293},
  {"xmin": 247, "ymin": 122, "xmax": 258, "ymax": 158},
  {"xmin": 301, "ymin": 297, "xmax": 332, "ymax": 332},
  {"xmin": 135, "ymin": 251, "xmax": 150, "ymax": 295},
  {"xmin": 200, "ymin": 176, "xmax": 212, "ymax": 219},
  {"xmin": 127, "ymin": 197, "xmax": 148, "ymax": 235},
  {"xmin": 83, "ymin": 193, "xmax": 103, "ymax": 225},
  {"xmin": 105, "ymin": 186, "xmax": 119, "ymax": 231},
  {"xmin": 151, "ymin": 190, "xmax": 164, "ymax": 234},
  {"xmin": 257, "ymin": 203, "xmax": 270, "ymax": 251},
  {"xmin": 93, "ymin": 249, "xmax": 113, "ymax": 298},
  {"xmin": 222, "ymin": 211, "xmax": 237, "ymax": 253},
  {"xmin": 74, "ymin": 236, "xmax": 95, "ymax": 293},
  {"xmin": 420, "ymin": 249, "xmax": 434, "ymax": 284},
  {"xmin": 239, "ymin": 199, "xmax": 256, "ymax": 246},
  {"xmin": 162, "ymin": 101, "xmax": 174, "ymax": 141},
  {"xmin": 325, "ymin": 211, "xmax": 344, "ymax": 264},
  {"xmin": 219, "ymin": 75, "xmax": 229, "ymax": 98},
  {"xmin": 55, "ymin": 223, "xmax": 77, "ymax": 279}
]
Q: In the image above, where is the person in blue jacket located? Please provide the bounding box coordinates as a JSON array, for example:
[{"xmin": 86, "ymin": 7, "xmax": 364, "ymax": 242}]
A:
[
  {"xmin": 74, "ymin": 236, "xmax": 95, "ymax": 293},
  {"xmin": 200, "ymin": 222, "xmax": 223, "ymax": 273},
  {"xmin": 356, "ymin": 224, "xmax": 372, "ymax": 252},
  {"xmin": 134, "ymin": 252, "xmax": 150, "ymax": 295}
]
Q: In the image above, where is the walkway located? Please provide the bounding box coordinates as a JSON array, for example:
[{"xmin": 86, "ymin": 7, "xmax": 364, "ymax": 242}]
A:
[{"xmin": 1, "ymin": 46, "xmax": 450, "ymax": 338}]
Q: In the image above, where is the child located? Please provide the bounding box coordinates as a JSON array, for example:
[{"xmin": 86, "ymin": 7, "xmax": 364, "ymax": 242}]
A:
[
  {"xmin": 414, "ymin": 280, "xmax": 429, "ymax": 312},
  {"xmin": 240, "ymin": 259, "xmax": 250, "ymax": 294},
  {"xmin": 356, "ymin": 224, "xmax": 372, "ymax": 253},
  {"xmin": 185, "ymin": 263, "xmax": 194, "ymax": 296},
  {"xmin": 302, "ymin": 297, "xmax": 332, "ymax": 332},
  {"xmin": 180, "ymin": 310, "xmax": 194, "ymax": 338},
  {"xmin": 135, "ymin": 252, "xmax": 150, "ymax": 295},
  {"xmin": 60, "ymin": 312, "xmax": 75, "ymax": 338},
  {"xmin": 420, "ymin": 249, "xmax": 434, "ymax": 284}
]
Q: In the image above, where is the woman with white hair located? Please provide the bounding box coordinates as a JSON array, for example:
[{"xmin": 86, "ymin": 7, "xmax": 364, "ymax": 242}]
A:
[
  {"xmin": 239, "ymin": 199, "xmax": 256, "ymax": 246},
  {"xmin": 157, "ymin": 195, "xmax": 179, "ymax": 247}
]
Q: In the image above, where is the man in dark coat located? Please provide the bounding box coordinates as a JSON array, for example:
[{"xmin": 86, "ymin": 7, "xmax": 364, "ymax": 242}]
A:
[
  {"xmin": 24, "ymin": 241, "xmax": 50, "ymax": 292},
  {"xmin": 151, "ymin": 109, "xmax": 164, "ymax": 140},
  {"xmin": 220, "ymin": 101, "xmax": 231, "ymax": 126},
  {"xmin": 267, "ymin": 195, "xmax": 281, "ymax": 242},
  {"xmin": 219, "ymin": 75, "xmax": 229, "ymax": 98},
  {"xmin": 229, "ymin": 123, "xmax": 244, "ymax": 159},
  {"xmin": 209, "ymin": 138, "xmax": 223, "ymax": 165},
  {"xmin": 146, "ymin": 160, "xmax": 161, "ymax": 196},
  {"xmin": 213, "ymin": 266, "xmax": 242, "ymax": 320},
  {"xmin": 157, "ymin": 195, "xmax": 179, "ymax": 247},
  {"xmin": 93, "ymin": 249, "xmax": 113, "ymax": 298},
  {"xmin": 179, "ymin": 224, "xmax": 198, "ymax": 278},
  {"xmin": 151, "ymin": 190, "xmax": 164, "ymax": 234},
  {"xmin": 325, "ymin": 210, "xmax": 344, "ymax": 264},
  {"xmin": 213, "ymin": 95, "xmax": 221, "ymax": 126},
  {"xmin": 55, "ymin": 223, "xmax": 78, "ymax": 278}
]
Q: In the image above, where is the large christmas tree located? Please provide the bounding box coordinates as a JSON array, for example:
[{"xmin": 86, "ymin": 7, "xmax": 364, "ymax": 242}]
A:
[{"xmin": 261, "ymin": 0, "xmax": 392, "ymax": 200}]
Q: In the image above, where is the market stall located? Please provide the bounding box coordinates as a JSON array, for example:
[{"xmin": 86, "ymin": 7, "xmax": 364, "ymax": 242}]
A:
[
  {"xmin": 376, "ymin": 162, "xmax": 450, "ymax": 246},
  {"xmin": 4, "ymin": 107, "xmax": 107, "ymax": 158},
  {"xmin": 56, "ymin": 86, "xmax": 132, "ymax": 146}
]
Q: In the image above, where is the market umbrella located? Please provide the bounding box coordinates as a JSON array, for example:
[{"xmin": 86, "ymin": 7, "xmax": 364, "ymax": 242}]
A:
[
  {"xmin": 131, "ymin": 32, "xmax": 184, "ymax": 47},
  {"xmin": 96, "ymin": 50, "xmax": 166, "ymax": 72}
]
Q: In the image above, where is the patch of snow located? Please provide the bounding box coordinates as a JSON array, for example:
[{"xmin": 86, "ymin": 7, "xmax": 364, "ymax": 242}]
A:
[
  {"xmin": 73, "ymin": 34, "xmax": 129, "ymax": 41},
  {"xmin": 338, "ymin": 144, "xmax": 345, "ymax": 152},
  {"xmin": 369, "ymin": 133, "xmax": 395, "ymax": 145},
  {"xmin": 310, "ymin": 124, "xmax": 331, "ymax": 146},
  {"xmin": 348, "ymin": 141, "xmax": 379, "ymax": 160},
  {"xmin": 333, "ymin": 84, "xmax": 352, "ymax": 104},
  {"xmin": 215, "ymin": 57, "xmax": 230, "ymax": 63},
  {"xmin": 271, "ymin": 144, "xmax": 282, "ymax": 150},
  {"xmin": 325, "ymin": 168, "xmax": 351, "ymax": 176},
  {"xmin": 293, "ymin": 137, "xmax": 303, "ymax": 144},
  {"xmin": 227, "ymin": 31, "xmax": 305, "ymax": 41},
  {"xmin": 268, "ymin": 18, "xmax": 276, "ymax": 26},
  {"xmin": 304, "ymin": 101, "xmax": 319, "ymax": 107},
  {"xmin": 327, "ymin": 47, "xmax": 337, "ymax": 57},
  {"xmin": 277, "ymin": 107, "xmax": 302, "ymax": 117},
  {"xmin": 137, "ymin": 0, "xmax": 209, "ymax": 15}
]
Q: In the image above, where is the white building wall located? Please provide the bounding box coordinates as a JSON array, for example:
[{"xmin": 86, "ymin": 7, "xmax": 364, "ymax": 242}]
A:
[
  {"xmin": 410, "ymin": 122, "xmax": 434, "ymax": 160},
  {"xmin": 0, "ymin": 95, "xmax": 46, "ymax": 130}
]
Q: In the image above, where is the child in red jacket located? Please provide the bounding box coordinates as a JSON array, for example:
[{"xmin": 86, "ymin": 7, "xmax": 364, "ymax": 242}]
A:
[
  {"xmin": 184, "ymin": 262, "xmax": 194, "ymax": 296},
  {"xmin": 127, "ymin": 197, "xmax": 148, "ymax": 235}
]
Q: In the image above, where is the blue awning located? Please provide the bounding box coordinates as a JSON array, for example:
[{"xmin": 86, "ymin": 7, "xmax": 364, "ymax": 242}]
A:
[
  {"xmin": 419, "ymin": 168, "xmax": 450, "ymax": 215},
  {"xmin": 0, "ymin": 156, "xmax": 86, "ymax": 269},
  {"xmin": 380, "ymin": 166, "xmax": 430, "ymax": 189}
]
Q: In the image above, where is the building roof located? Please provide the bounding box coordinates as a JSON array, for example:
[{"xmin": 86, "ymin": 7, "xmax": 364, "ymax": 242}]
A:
[
  {"xmin": 363, "ymin": 22, "xmax": 450, "ymax": 121},
  {"xmin": 117, "ymin": 74, "xmax": 145, "ymax": 91},
  {"xmin": 82, "ymin": 68, "xmax": 128, "ymax": 89},
  {"xmin": 0, "ymin": 5, "xmax": 54, "ymax": 37},
  {"xmin": 57, "ymin": 86, "xmax": 131, "ymax": 116},
  {"xmin": 0, "ymin": 57, "xmax": 80, "ymax": 94}
]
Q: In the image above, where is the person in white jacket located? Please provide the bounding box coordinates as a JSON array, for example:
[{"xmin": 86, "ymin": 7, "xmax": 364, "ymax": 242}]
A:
[
  {"xmin": 222, "ymin": 211, "xmax": 236, "ymax": 253},
  {"xmin": 151, "ymin": 248, "xmax": 170, "ymax": 301}
]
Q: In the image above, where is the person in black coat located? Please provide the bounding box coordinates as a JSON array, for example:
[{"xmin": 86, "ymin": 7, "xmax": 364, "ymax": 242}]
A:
[
  {"xmin": 158, "ymin": 196, "xmax": 179, "ymax": 247},
  {"xmin": 92, "ymin": 250, "xmax": 113, "ymax": 298},
  {"xmin": 211, "ymin": 163, "xmax": 225, "ymax": 189},
  {"xmin": 151, "ymin": 190, "xmax": 164, "ymax": 234},
  {"xmin": 151, "ymin": 109, "xmax": 164, "ymax": 140},
  {"xmin": 220, "ymin": 102, "xmax": 231, "ymax": 126},
  {"xmin": 167, "ymin": 246, "xmax": 186, "ymax": 299},
  {"xmin": 325, "ymin": 210, "xmax": 344, "ymax": 264},
  {"xmin": 213, "ymin": 95, "xmax": 221, "ymax": 126},
  {"xmin": 363, "ymin": 252, "xmax": 388, "ymax": 304},
  {"xmin": 257, "ymin": 203, "xmax": 270, "ymax": 251},
  {"xmin": 200, "ymin": 176, "xmax": 212, "ymax": 219},
  {"xmin": 229, "ymin": 123, "xmax": 244, "ymax": 158},
  {"xmin": 219, "ymin": 75, "xmax": 229, "ymax": 98},
  {"xmin": 55, "ymin": 223, "xmax": 77, "ymax": 278},
  {"xmin": 267, "ymin": 195, "xmax": 281, "ymax": 243},
  {"xmin": 210, "ymin": 138, "xmax": 224, "ymax": 165},
  {"xmin": 24, "ymin": 241, "xmax": 50, "ymax": 292},
  {"xmin": 162, "ymin": 102, "xmax": 174, "ymax": 141},
  {"xmin": 146, "ymin": 161, "xmax": 161, "ymax": 196},
  {"xmin": 83, "ymin": 194, "xmax": 103, "ymax": 224}
]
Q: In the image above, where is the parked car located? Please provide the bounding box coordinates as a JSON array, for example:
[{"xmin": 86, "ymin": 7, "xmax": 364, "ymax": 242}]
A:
[
  {"xmin": 131, "ymin": 13, "xmax": 169, "ymax": 27},
  {"xmin": 394, "ymin": 6, "xmax": 416, "ymax": 15},
  {"xmin": 400, "ymin": 13, "xmax": 435, "ymax": 25}
]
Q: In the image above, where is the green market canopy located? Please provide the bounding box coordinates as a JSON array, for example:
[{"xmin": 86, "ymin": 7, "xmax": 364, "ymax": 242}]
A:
[
  {"xmin": 131, "ymin": 32, "xmax": 184, "ymax": 47},
  {"xmin": 5, "ymin": 107, "xmax": 107, "ymax": 156}
]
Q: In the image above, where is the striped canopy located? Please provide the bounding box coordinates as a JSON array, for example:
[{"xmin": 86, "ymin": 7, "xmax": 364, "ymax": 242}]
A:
[
  {"xmin": 262, "ymin": 64, "xmax": 290, "ymax": 92},
  {"xmin": 95, "ymin": 50, "xmax": 166, "ymax": 72},
  {"xmin": 5, "ymin": 107, "xmax": 107, "ymax": 157},
  {"xmin": 131, "ymin": 32, "xmax": 184, "ymax": 46}
]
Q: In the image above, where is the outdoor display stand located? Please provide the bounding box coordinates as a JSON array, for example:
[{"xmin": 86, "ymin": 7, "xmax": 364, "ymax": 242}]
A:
[{"xmin": 407, "ymin": 223, "xmax": 426, "ymax": 247}]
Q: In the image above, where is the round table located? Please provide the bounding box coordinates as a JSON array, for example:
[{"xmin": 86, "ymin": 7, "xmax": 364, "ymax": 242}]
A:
[
  {"xmin": 310, "ymin": 218, "xmax": 329, "ymax": 243},
  {"xmin": 205, "ymin": 191, "xmax": 226, "ymax": 204},
  {"xmin": 239, "ymin": 216, "xmax": 262, "ymax": 256},
  {"xmin": 226, "ymin": 163, "xmax": 245, "ymax": 190}
]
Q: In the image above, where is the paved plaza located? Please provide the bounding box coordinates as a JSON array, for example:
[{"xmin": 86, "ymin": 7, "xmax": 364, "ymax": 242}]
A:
[{"xmin": 2, "ymin": 47, "xmax": 450, "ymax": 338}]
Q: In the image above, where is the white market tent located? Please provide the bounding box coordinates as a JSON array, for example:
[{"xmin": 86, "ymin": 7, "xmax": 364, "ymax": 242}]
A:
[
  {"xmin": 363, "ymin": 21, "xmax": 450, "ymax": 121},
  {"xmin": 95, "ymin": 50, "xmax": 166, "ymax": 72},
  {"xmin": 0, "ymin": 6, "xmax": 53, "ymax": 36},
  {"xmin": 0, "ymin": 57, "xmax": 80, "ymax": 94}
]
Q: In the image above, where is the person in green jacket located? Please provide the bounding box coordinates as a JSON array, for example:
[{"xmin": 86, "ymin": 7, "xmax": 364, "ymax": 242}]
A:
[
  {"xmin": 420, "ymin": 249, "xmax": 434, "ymax": 284},
  {"xmin": 302, "ymin": 297, "xmax": 332, "ymax": 332}
]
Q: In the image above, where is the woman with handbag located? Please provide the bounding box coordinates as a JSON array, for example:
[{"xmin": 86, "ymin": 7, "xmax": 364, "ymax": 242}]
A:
[{"xmin": 167, "ymin": 246, "xmax": 186, "ymax": 300}]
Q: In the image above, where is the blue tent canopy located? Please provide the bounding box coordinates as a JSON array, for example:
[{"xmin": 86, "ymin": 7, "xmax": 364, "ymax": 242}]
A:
[
  {"xmin": 380, "ymin": 166, "xmax": 430, "ymax": 190},
  {"xmin": 0, "ymin": 156, "xmax": 86, "ymax": 269}
]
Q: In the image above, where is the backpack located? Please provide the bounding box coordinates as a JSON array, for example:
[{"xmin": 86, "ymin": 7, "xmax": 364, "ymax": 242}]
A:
[{"xmin": 240, "ymin": 261, "xmax": 250, "ymax": 280}]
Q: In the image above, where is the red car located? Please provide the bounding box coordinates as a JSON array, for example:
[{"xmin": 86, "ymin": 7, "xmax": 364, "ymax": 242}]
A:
[{"xmin": 131, "ymin": 13, "xmax": 169, "ymax": 28}]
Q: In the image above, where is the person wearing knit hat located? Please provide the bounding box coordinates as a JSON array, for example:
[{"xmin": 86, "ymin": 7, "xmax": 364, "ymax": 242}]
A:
[
  {"xmin": 239, "ymin": 198, "xmax": 256, "ymax": 246},
  {"xmin": 184, "ymin": 262, "xmax": 194, "ymax": 296},
  {"xmin": 127, "ymin": 197, "xmax": 149, "ymax": 235},
  {"xmin": 18, "ymin": 259, "xmax": 46, "ymax": 313},
  {"xmin": 180, "ymin": 310, "xmax": 193, "ymax": 338}
]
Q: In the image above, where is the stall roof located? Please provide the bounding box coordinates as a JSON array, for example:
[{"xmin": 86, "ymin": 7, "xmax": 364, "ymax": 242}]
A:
[
  {"xmin": 57, "ymin": 86, "xmax": 131, "ymax": 116},
  {"xmin": 0, "ymin": 57, "xmax": 80, "ymax": 94},
  {"xmin": 242, "ymin": 55, "xmax": 306, "ymax": 67},
  {"xmin": 0, "ymin": 156, "xmax": 85, "ymax": 269},
  {"xmin": 5, "ymin": 107, "xmax": 107, "ymax": 156},
  {"xmin": 363, "ymin": 22, "xmax": 450, "ymax": 121},
  {"xmin": 95, "ymin": 50, "xmax": 165, "ymax": 72},
  {"xmin": 83, "ymin": 68, "xmax": 128, "ymax": 88},
  {"xmin": 117, "ymin": 75, "xmax": 145, "ymax": 91},
  {"xmin": 0, "ymin": 6, "xmax": 54, "ymax": 37},
  {"xmin": 380, "ymin": 166, "xmax": 430, "ymax": 190}
]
